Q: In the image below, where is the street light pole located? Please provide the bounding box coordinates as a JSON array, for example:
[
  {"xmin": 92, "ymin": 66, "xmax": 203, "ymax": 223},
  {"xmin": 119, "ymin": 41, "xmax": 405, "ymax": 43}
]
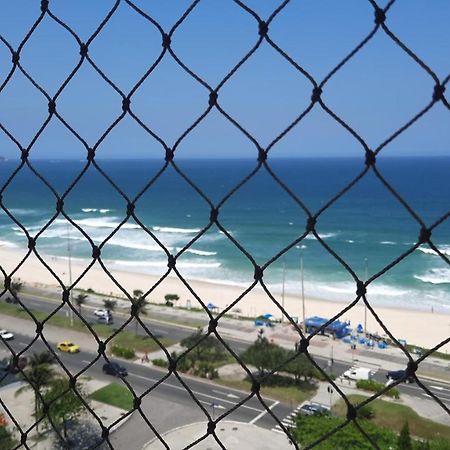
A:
[
  {"xmin": 364, "ymin": 257, "xmax": 368, "ymax": 335},
  {"xmin": 67, "ymin": 223, "xmax": 74, "ymax": 327},
  {"xmin": 301, "ymin": 254, "xmax": 305, "ymax": 333},
  {"xmin": 281, "ymin": 259, "xmax": 286, "ymax": 323}
]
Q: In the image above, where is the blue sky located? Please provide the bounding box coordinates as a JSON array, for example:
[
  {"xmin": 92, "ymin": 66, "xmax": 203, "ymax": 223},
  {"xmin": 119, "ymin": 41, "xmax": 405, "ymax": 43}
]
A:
[{"xmin": 0, "ymin": 0, "xmax": 448, "ymax": 159}]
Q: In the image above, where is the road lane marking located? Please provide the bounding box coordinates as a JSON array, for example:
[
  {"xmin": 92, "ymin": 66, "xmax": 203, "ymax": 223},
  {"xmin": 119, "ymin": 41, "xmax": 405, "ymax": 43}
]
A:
[
  {"xmin": 128, "ymin": 373, "xmax": 263, "ymax": 412},
  {"xmin": 248, "ymin": 400, "xmax": 279, "ymax": 424},
  {"xmin": 430, "ymin": 385, "xmax": 445, "ymax": 391},
  {"xmin": 212, "ymin": 390, "xmax": 239, "ymax": 399}
]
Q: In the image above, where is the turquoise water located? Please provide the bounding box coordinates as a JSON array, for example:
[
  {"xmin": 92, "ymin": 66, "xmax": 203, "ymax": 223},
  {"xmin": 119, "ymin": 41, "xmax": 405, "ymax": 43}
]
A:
[{"xmin": 0, "ymin": 157, "xmax": 449, "ymax": 310}]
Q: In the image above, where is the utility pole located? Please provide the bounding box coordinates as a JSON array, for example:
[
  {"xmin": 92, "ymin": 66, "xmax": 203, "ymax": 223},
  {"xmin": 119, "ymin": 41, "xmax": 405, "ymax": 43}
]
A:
[
  {"xmin": 67, "ymin": 223, "xmax": 74, "ymax": 327},
  {"xmin": 364, "ymin": 257, "xmax": 368, "ymax": 335},
  {"xmin": 281, "ymin": 258, "xmax": 286, "ymax": 323},
  {"xmin": 301, "ymin": 253, "xmax": 305, "ymax": 333}
]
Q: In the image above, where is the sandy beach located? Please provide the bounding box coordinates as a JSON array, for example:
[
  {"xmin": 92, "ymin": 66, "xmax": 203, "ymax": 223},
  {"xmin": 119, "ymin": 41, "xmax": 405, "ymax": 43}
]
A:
[{"xmin": 1, "ymin": 245, "xmax": 449, "ymax": 352}]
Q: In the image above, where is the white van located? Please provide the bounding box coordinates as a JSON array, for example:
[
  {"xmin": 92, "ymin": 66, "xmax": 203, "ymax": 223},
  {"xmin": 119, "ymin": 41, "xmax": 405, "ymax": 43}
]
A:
[{"xmin": 343, "ymin": 367, "xmax": 376, "ymax": 381}]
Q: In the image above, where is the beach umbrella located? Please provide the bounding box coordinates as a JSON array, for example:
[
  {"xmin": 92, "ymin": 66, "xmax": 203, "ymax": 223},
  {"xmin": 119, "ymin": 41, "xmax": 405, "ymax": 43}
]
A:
[{"xmin": 262, "ymin": 313, "xmax": 273, "ymax": 319}]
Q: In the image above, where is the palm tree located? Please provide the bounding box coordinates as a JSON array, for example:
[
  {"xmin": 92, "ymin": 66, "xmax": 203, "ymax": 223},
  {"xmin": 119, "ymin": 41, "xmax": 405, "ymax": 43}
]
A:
[
  {"xmin": 132, "ymin": 290, "xmax": 147, "ymax": 336},
  {"xmin": 74, "ymin": 293, "xmax": 88, "ymax": 315},
  {"xmin": 103, "ymin": 299, "xmax": 117, "ymax": 312},
  {"xmin": 16, "ymin": 351, "xmax": 57, "ymax": 432},
  {"xmin": 7, "ymin": 278, "xmax": 23, "ymax": 303}
]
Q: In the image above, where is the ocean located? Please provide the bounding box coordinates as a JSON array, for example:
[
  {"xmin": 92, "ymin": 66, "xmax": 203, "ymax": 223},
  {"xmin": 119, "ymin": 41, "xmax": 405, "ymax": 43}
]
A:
[{"xmin": 0, "ymin": 157, "xmax": 449, "ymax": 311}]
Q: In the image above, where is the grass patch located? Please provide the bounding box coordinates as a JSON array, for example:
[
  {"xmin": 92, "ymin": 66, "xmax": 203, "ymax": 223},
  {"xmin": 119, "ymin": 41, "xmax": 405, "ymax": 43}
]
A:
[
  {"xmin": 333, "ymin": 394, "xmax": 450, "ymax": 441},
  {"xmin": 216, "ymin": 378, "xmax": 317, "ymax": 405},
  {"xmin": 89, "ymin": 383, "xmax": 133, "ymax": 411},
  {"xmin": 0, "ymin": 303, "xmax": 175, "ymax": 352}
]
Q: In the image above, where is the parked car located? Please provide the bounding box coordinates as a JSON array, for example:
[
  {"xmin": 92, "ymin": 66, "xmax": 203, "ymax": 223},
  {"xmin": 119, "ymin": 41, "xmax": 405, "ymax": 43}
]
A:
[
  {"xmin": 57, "ymin": 341, "xmax": 80, "ymax": 353},
  {"xmin": 0, "ymin": 329, "xmax": 14, "ymax": 340},
  {"xmin": 102, "ymin": 362, "xmax": 128, "ymax": 377},
  {"xmin": 343, "ymin": 367, "xmax": 376, "ymax": 381},
  {"xmin": 97, "ymin": 315, "xmax": 114, "ymax": 325},
  {"xmin": 386, "ymin": 369, "xmax": 414, "ymax": 385},
  {"xmin": 94, "ymin": 309, "xmax": 111, "ymax": 318},
  {"xmin": 5, "ymin": 297, "xmax": 18, "ymax": 304},
  {"xmin": 298, "ymin": 403, "xmax": 331, "ymax": 416},
  {"xmin": 0, "ymin": 356, "xmax": 27, "ymax": 373}
]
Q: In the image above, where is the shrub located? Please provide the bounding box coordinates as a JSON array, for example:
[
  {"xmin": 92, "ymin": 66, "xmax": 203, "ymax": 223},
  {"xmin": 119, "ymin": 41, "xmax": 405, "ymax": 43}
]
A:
[
  {"xmin": 356, "ymin": 379, "xmax": 400, "ymax": 399},
  {"xmin": 358, "ymin": 404, "xmax": 375, "ymax": 420},
  {"xmin": 111, "ymin": 345, "xmax": 135, "ymax": 360},
  {"xmin": 152, "ymin": 358, "xmax": 168, "ymax": 368}
]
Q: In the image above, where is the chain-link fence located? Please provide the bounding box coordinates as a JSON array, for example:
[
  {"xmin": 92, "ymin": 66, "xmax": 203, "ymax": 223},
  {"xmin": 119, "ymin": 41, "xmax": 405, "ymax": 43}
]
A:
[{"xmin": 0, "ymin": 0, "xmax": 449, "ymax": 449}]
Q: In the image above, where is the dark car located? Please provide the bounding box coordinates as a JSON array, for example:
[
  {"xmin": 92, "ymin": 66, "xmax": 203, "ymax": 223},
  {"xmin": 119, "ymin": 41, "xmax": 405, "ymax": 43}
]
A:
[
  {"xmin": 386, "ymin": 369, "xmax": 414, "ymax": 384},
  {"xmin": 298, "ymin": 403, "xmax": 331, "ymax": 416},
  {"xmin": 102, "ymin": 362, "xmax": 127, "ymax": 377}
]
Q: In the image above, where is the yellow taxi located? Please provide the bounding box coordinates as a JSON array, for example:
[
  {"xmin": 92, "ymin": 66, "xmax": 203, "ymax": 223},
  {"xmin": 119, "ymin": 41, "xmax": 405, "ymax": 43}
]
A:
[{"xmin": 57, "ymin": 341, "xmax": 80, "ymax": 353}]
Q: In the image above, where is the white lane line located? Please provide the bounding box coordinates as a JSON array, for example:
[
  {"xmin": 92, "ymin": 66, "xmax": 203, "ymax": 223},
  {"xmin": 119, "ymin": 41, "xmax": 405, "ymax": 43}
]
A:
[
  {"xmin": 212, "ymin": 389, "xmax": 239, "ymax": 399},
  {"xmin": 199, "ymin": 400, "xmax": 226, "ymax": 410},
  {"xmin": 248, "ymin": 400, "xmax": 280, "ymax": 425},
  {"xmin": 18, "ymin": 341, "xmax": 29, "ymax": 346},
  {"xmin": 81, "ymin": 360, "xmax": 92, "ymax": 364},
  {"xmin": 129, "ymin": 373, "xmax": 263, "ymax": 412},
  {"xmin": 272, "ymin": 427, "xmax": 285, "ymax": 434},
  {"xmin": 430, "ymin": 385, "xmax": 445, "ymax": 391}
]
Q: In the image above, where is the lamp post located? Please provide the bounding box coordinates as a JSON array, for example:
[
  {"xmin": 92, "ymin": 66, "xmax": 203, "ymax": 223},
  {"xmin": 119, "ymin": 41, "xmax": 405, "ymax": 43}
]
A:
[
  {"xmin": 67, "ymin": 223, "xmax": 74, "ymax": 327},
  {"xmin": 364, "ymin": 257, "xmax": 368, "ymax": 335},
  {"xmin": 300, "ymin": 253, "xmax": 305, "ymax": 333},
  {"xmin": 281, "ymin": 259, "xmax": 286, "ymax": 323}
]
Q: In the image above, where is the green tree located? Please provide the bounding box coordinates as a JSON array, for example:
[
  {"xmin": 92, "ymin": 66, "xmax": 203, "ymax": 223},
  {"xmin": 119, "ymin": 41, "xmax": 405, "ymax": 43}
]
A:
[
  {"xmin": 285, "ymin": 351, "xmax": 319, "ymax": 382},
  {"xmin": 131, "ymin": 290, "xmax": 147, "ymax": 336},
  {"xmin": 103, "ymin": 299, "xmax": 117, "ymax": 312},
  {"xmin": 38, "ymin": 379, "xmax": 87, "ymax": 444},
  {"xmin": 164, "ymin": 293, "xmax": 179, "ymax": 307},
  {"xmin": 398, "ymin": 421, "xmax": 412, "ymax": 450},
  {"xmin": 241, "ymin": 329, "xmax": 286, "ymax": 377},
  {"xmin": 74, "ymin": 293, "xmax": 88, "ymax": 315},
  {"xmin": 7, "ymin": 278, "xmax": 23, "ymax": 303},
  {"xmin": 16, "ymin": 351, "xmax": 57, "ymax": 432},
  {"xmin": 0, "ymin": 424, "xmax": 16, "ymax": 450}
]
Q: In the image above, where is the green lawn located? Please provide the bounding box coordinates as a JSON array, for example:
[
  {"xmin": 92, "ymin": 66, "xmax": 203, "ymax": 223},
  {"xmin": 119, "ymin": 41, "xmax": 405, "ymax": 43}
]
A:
[
  {"xmin": 216, "ymin": 378, "xmax": 317, "ymax": 405},
  {"xmin": 333, "ymin": 394, "xmax": 450, "ymax": 442},
  {"xmin": 89, "ymin": 383, "xmax": 134, "ymax": 411}
]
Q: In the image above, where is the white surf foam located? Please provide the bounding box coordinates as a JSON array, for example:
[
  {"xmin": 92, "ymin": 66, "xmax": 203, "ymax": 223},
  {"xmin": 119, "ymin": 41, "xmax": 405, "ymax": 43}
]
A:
[
  {"xmin": 417, "ymin": 245, "xmax": 450, "ymax": 257},
  {"xmin": 380, "ymin": 241, "xmax": 396, "ymax": 245},
  {"xmin": 176, "ymin": 247, "xmax": 216, "ymax": 256},
  {"xmin": 112, "ymin": 259, "xmax": 221, "ymax": 269},
  {"xmin": 414, "ymin": 268, "xmax": 450, "ymax": 285},
  {"xmin": 82, "ymin": 208, "xmax": 97, "ymax": 213},
  {"xmin": 0, "ymin": 240, "xmax": 18, "ymax": 248},
  {"xmin": 152, "ymin": 226, "xmax": 201, "ymax": 234},
  {"xmin": 304, "ymin": 232, "xmax": 337, "ymax": 241}
]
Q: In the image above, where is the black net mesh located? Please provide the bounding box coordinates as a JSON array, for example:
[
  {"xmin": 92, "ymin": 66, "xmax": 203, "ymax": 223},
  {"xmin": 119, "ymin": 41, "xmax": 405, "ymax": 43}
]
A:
[{"xmin": 0, "ymin": 1, "xmax": 449, "ymax": 449}]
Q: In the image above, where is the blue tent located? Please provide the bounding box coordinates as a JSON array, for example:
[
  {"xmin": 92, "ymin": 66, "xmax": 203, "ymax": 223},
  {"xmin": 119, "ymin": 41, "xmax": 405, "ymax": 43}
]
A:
[
  {"xmin": 207, "ymin": 303, "xmax": 218, "ymax": 311},
  {"xmin": 262, "ymin": 313, "xmax": 273, "ymax": 320},
  {"xmin": 356, "ymin": 324, "xmax": 364, "ymax": 334}
]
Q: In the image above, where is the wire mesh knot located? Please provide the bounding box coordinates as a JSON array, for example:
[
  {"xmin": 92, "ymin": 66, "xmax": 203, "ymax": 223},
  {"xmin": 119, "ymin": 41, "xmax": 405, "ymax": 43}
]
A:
[
  {"xmin": 79, "ymin": 43, "xmax": 89, "ymax": 57},
  {"xmin": 168, "ymin": 356, "xmax": 177, "ymax": 373},
  {"xmin": 305, "ymin": 216, "xmax": 316, "ymax": 233},
  {"xmin": 251, "ymin": 379, "xmax": 260, "ymax": 394},
  {"xmin": 21, "ymin": 148, "xmax": 29, "ymax": 161},
  {"xmin": 258, "ymin": 148, "xmax": 267, "ymax": 163},
  {"xmin": 347, "ymin": 404, "xmax": 357, "ymax": 420},
  {"xmin": 11, "ymin": 51, "xmax": 20, "ymax": 64},
  {"xmin": 69, "ymin": 377, "xmax": 77, "ymax": 390},
  {"xmin": 62, "ymin": 289, "xmax": 70, "ymax": 303},
  {"xmin": 253, "ymin": 265, "xmax": 263, "ymax": 281},
  {"xmin": 126, "ymin": 202, "xmax": 135, "ymax": 215},
  {"xmin": 28, "ymin": 236, "xmax": 36, "ymax": 250},
  {"xmin": 208, "ymin": 318, "xmax": 218, "ymax": 334},
  {"xmin": 374, "ymin": 7, "xmax": 386, "ymax": 25},
  {"xmin": 165, "ymin": 148, "xmax": 174, "ymax": 162},
  {"xmin": 365, "ymin": 149, "xmax": 376, "ymax": 166},
  {"xmin": 35, "ymin": 322, "xmax": 43, "ymax": 334},
  {"xmin": 406, "ymin": 360, "xmax": 418, "ymax": 377},
  {"xmin": 92, "ymin": 245, "xmax": 101, "ymax": 259},
  {"xmin": 98, "ymin": 341, "xmax": 106, "ymax": 354},
  {"xmin": 167, "ymin": 254, "xmax": 176, "ymax": 269},
  {"xmin": 418, "ymin": 226, "xmax": 431, "ymax": 244},
  {"xmin": 209, "ymin": 91, "xmax": 218, "ymax": 107},
  {"xmin": 48, "ymin": 99, "xmax": 56, "ymax": 114},
  {"xmin": 207, "ymin": 421, "xmax": 216, "ymax": 435},
  {"xmin": 297, "ymin": 338, "xmax": 309, "ymax": 354},
  {"xmin": 356, "ymin": 280, "xmax": 366, "ymax": 297},
  {"xmin": 133, "ymin": 397, "xmax": 141, "ymax": 409},
  {"xmin": 210, "ymin": 207, "xmax": 218, "ymax": 222},
  {"xmin": 20, "ymin": 432, "xmax": 27, "ymax": 445},
  {"xmin": 258, "ymin": 20, "xmax": 268, "ymax": 37},
  {"xmin": 4, "ymin": 276, "xmax": 11, "ymax": 290},
  {"xmin": 56, "ymin": 198, "xmax": 64, "ymax": 212},
  {"xmin": 162, "ymin": 33, "xmax": 171, "ymax": 49},
  {"xmin": 101, "ymin": 426, "xmax": 109, "ymax": 439},
  {"xmin": 41, "ymin": 401, "xmax": 49, "ymax": 415},
  {"xmin": 433, "ymin": 83, "xmax": 445, "ymax": 102},
  {"xmin": 311, "ymin": 87, "xmax": 322, "ymax": 103},
  {"xmin": 87, "ymin": 148, "xmax": 96, "ymax": 162},
  {"xmin": 40, "ymin": 0, "xmax": 49, "ymax": 13},
  {"xmin": 122, "ymin": 97, "xmax": 131, "ymax": 113}
]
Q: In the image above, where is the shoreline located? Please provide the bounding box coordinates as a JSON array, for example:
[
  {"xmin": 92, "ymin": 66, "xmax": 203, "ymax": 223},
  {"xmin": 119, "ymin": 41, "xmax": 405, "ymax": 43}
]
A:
[{"xmin": 1, "ymin": 246, "xmax": 449, "ymax": 351}]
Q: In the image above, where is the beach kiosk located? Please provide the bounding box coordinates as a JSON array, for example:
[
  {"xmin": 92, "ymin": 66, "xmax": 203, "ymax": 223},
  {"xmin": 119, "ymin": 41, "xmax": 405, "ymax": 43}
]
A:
[{"xmin": 304, "ymin": 316, "xmax": 351, "ymax": 339}]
